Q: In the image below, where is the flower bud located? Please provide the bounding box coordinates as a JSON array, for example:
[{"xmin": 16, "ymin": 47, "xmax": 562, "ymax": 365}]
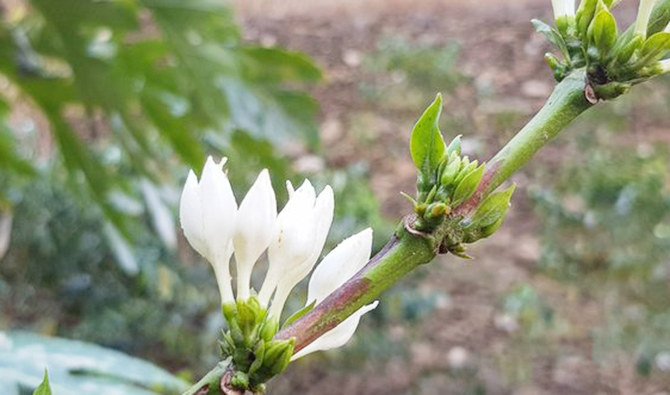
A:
[
  {"xmin": 262, "ymin": 339, "xmax": 295, "ymax": 377},
  {"xmin": 471, "ymin": 185, "xmax": 516, "ymax": 229},
  {"xmin": 179, "ymin": 156, "xmax": 237, "ymax": 305},
  {"xmin": 452, "ymin": 163, "xmax": 485, "ymax": 206},
  {"xmin": 441, "ymin": 156, "xmax": 461, "ymax": 187},
  {"xmin": 234, "ymin": 169, "xmax": 277, "ymax": 301},
  {"xmin": 552, "ymin": 0, "xmax": 575, "ymax": 19},
  {"xmin": 291, "ymin": 229, "xmax": 378, "ymax": 360},
  {"xmin": 446, "ymin": 135, "xmax": 463, "ymax": 156}
]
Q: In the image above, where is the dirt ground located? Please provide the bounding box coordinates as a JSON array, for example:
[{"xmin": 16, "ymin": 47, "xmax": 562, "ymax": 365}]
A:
[{"xmin": 234, "ymin": 1, "xmax": 668, "ymax": 394}]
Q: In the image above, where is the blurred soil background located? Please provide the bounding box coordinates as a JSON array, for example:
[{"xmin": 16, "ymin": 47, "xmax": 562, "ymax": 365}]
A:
[{"xmin": 234, "ymin": 0, "xmax": 670, "ymax": 394}]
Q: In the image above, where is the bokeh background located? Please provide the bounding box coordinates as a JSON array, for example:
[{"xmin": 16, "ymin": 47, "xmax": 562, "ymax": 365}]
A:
[{"xmin": 1, "ymin": 0, "xmax": 670, "ymax": 393}]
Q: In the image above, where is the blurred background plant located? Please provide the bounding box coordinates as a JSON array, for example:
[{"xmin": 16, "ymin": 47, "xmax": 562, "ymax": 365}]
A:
[{"xmin": 0, "ymin": 0, "xmax": 386, "ymax": 391}]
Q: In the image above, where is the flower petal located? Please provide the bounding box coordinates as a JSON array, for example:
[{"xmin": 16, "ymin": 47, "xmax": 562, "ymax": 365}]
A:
[
  {"xmin": 266, "ymin": 185, "xmax": 334, "ymax": 319},
  {"xmin": 259, "ymin": 180, "xmax": 317, "ymax": 306},
  {"xmin": 234, "ymin": 169, "xmax": 277, "ymax": 300},
  {"xmin": 179, "ymin": 170, "xmax": 207, "ymax": 258},
  {"xmin": 306, "ymin": 228, "xmax": 372, "ymax": 305},
  {"xmin": 200, "ymin": 156, "xmax": 238, "ymax": 263},
  {"xmin": 291, "ymin": 301, "xmax": 379, "ymax": 360}
]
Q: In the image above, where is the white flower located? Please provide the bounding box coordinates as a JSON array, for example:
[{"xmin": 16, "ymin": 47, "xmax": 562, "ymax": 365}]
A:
[
  {"xmin": 180, "ymin": 158, "xmax": 376, "ymax": 359},
  {"xmin": 665, "ymin": 22, "xmax": 670, "ymax": 32},
  {"xmin": 259, "ymin": 180, "xmax": 334, "ymax": 319},
  {"xmin": 180, "ymin": 156, "xmax": 238, "ymax": 304},
  {"xmin": 234, "ymin": 169, "xmax": 277, "ymax": 301},
  {"xmin": 552, "ymin": 0, "xmax": 575, "ymax": 19},
  {"xmin": 635, "ymin": 0, "xmax": 659, "ymax": 37},
  {"xmin": 291, "ymin": 228, "xmax": 378, "ymax": 360}
]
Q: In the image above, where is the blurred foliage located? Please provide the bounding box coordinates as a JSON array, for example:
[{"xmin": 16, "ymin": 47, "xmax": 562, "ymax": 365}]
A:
[
  {"xmin": 503, "ymin": 285, "xmax": 554, "ymax": 338},
  {"xmin": 532, "ymin": 123, "xmax": 670, "ymax": 375},
  {"xmin": 0, "ymin": 165, "xmax": 222, "ymax": 371},
  {"xmin": 0, "ymin": 0, "xmax": 321, "ymax": 242},
  {"xmin": 1, "ymin": 331, "xmax": 188, "ymax": 395},
  {"xmin": 362, "ymin": 37, "xmax": 465, "ymax": 100},
  {"xmin": 0, "ymin": 3, "xmax": 396, "ymax": 383}
]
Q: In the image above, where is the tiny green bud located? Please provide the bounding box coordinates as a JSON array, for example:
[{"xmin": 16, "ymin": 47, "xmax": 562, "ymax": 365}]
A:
[
  {"xmin": 453, "ymin": 158, "xmax": 476, "ymax": 186},
  {"xmin": 248, "ymin": 341, "xmax": 266, "ymax": 376},
  {"xmin": 446, "ymin": 135, "xmax": 463, "ymax": 156},
  {"xmin": 426, "ymin": 202, "xmax": 448, "ymax": 219},
  {"xmin": 260, "ymin": 318, "xmax": 280, "ymax": 342},
  {"xmin": 448, "ymin": 243, "xmax": 472, "ymax": 259},
  {"xmin": 614, "ymin": 34, "xmax": 643, "ymax": 64},
  {"xmin": 640, "ymin": 32, "xmax": 670, "ymax": 63},
  {"xmin": 452, "ymin": 164, "xmax": 485, "ymax": 207},
  {"xmin": 577, "ymin": 0, "xmax": 598, "ymax": 39},
  {"xmin": 263, "ymin": 339, "xmax": 295, "ymax": 376},
  {"xmin": 589, "ymin": 8, "xmax": 618, "ymax": 55},
  {"xmin": 222, "ymin": 302, "xmax": 237, "ymax": 323},
  {"xmin": 231, "ymin": 371, "xmax": 250, "ymax": 390},
  {"xmin": 441, "ymin": 156, "xmax": 461, "ymax": 187},
  {"xmin": 471, "ymin": 184, "xmax": 516, "ymax": 229}
]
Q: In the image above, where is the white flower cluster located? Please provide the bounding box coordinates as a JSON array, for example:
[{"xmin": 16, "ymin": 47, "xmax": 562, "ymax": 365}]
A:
[{"xmin": 179, "ymin": 157, "xmax": 378, "ymax": 359}]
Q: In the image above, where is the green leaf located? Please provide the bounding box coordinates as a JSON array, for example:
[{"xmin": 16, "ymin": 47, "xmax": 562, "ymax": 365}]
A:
[
  {"xmin": 33, "ymin": 370, "xmax": 52, "ymax": 395},
  {"xmin": 471, "ymin": 184, "xmax": 516, "ymax": 229},
  {"xmin": 0, "ymin": 331, "xmax": 189, "ymax": 394},
  {"xmin": 240, "ymin": 47, "xmax": 322, "ymax": 84},
  {"xmin": 640, "ymin": 32, "xmax": 670, "ymax": 62},
  {"xmin": 646, "ymin": 0, "xmax": 670, "ymax": 36},
  {"xmin": 614, "ymin": 34, "xmax": 643, "ymax": 64},
  {"xmin": 589, "ymin": 9, "xmax": 618, "ymax": 54},
  {"xmin": 440, "ymin": 156, "xmax": 461, "ymax": 187},
  {"xmin": 410, "ymin": 93, "xmax": 446, "ymax": 176},
  {"xmin": 531, "ymin": 19, "xmax": 569, "ymax": 58},
  {"xmin": 452, "ymin": 164, "xmax": 485, "ymax": 206},
  {"xmin": 577, "ymin": 0, "xmax": 599, "ymax": 38},
  {"xmin": 446, "ymin": 135, "xmax": 462, "ymax": 156}
]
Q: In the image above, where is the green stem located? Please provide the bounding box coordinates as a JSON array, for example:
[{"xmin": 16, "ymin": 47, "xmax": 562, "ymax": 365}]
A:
[
  {"xmin": 192, "ymin": 69, "xmax": 595, "ymax": 388},
  {"xmin": 278, "ymin": 69, "xmax": 594, "ymax": 352},
  {"xmin": 182, "ymin": 359, "xmax": 234, "ymax": 395},
  {"xmin": 275, "ymin": 222, "xmax": 435, "ymax": 350},
  {"xmin": 455, "ymin": 69, "xmax": 593, "ymax": 215}
]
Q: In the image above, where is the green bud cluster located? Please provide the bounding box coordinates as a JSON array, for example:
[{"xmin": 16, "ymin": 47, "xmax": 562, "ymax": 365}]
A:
[
  {"xmin": 414, "ymin": 136, "xmax": 486, "ymax": 231},
  {"xmin": 534, "ymin": 0, "xmax": 670, "ymax": 100},
  {"xmin": 408, "ymin": 94, "xmax": 516, "ymax": 257},
  {"xmin": 220, "ymin": 297, "xmax": 294, "ymax": 393}
]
